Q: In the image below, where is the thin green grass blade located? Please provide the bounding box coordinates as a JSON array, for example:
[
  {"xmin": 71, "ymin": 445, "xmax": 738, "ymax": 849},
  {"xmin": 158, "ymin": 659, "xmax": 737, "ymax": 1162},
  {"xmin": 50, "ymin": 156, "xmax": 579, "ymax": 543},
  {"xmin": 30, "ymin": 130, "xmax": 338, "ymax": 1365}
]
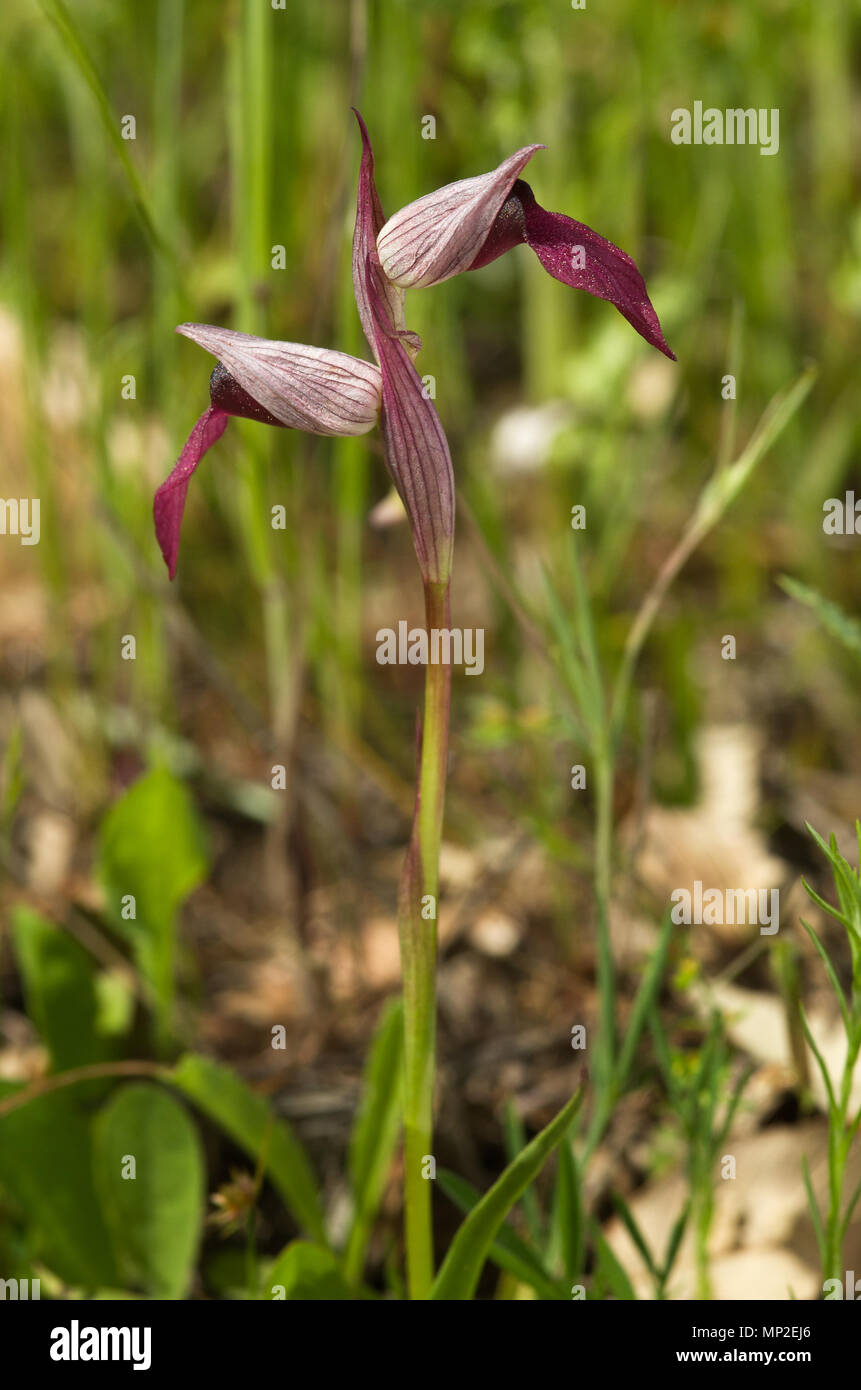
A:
[
  {"xmin": 38, "ymin": 0, "xmax": 172, "ymax": 262},
  {"xmin": 503, "ymin": 1101, "xmax": 543, "ymax": 1244},
  {"xmin": 610, "ymin": 1192, "xmax": 658, "ymax": 1279},
  {"xmin": 591, "ymin": 1219, "xmax": 637, "ymax": 1300},
  {"xmin": 616, "ymin": 911, "xmax": 674, "ymax": 1089},
  {"xmin": 343, "ymin": 999, "xmax": 403, "ymax": 1283},
  {"xmin": 547, "ymin": 1139, "xmax": 584, "ymax": 1282},
  {"xmin": 798, "ymin": 1008, "xmax": 836, "ymax": 1112},
  {"xmin": 801, "ymin": 919, "xmax": 850, "ymax": 1032},
  {"xmin": 779, "ymin": 577, "xmax": 861, "ymax": 665},
  {"xmin": 801, "ymin": 1155, "xmax": 826, "ymax": 1265},
  {"xmin": 660, "ymin": 1199, "xmax": 691, "ymax": 1288},
  {"xmin": 431, "ymin": 1086, "xmax": 583, "ymax": 1300},
  {"xmin": 438, "ymin": 1171, "xmax": 567, "ymax": 1301}
]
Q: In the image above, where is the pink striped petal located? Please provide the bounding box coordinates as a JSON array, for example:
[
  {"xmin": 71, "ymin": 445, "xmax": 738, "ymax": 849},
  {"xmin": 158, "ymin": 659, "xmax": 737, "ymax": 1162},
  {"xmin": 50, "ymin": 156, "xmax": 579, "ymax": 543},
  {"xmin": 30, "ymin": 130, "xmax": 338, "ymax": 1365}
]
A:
[
  {"xmin": 366, "ymin": 258, "xmax": 455, "ymax": 586},
  {"xmin": 351, "ymin": 109, "xmax": 412, "ymax": 361},
  {"xmin": 154, "ymin": 406, "xmax": 229, "ymax": 580},
  {"xmin": 376, "ymin": 146, "xmax": 543, "ymax": 289},
  {"xmin": 353, "ymin": 112, "xmax": 453, "ymax": 584},
  {"xmin": 176, "ymin": 324, "xmax": 382, "ymax": 436}
]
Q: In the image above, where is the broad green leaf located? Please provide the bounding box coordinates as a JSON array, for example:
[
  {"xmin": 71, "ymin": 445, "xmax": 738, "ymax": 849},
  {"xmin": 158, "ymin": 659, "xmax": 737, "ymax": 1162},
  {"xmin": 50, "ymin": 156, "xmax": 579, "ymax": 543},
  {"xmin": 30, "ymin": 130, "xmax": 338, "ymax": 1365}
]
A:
[
  {"xmin": 12, "ymin": 907, "xmax": 116, "ymax": 1072},
  {"xmin": 93, "ymin": 1083, "xmax": 204, "ymax": 1299},
  {"xmin": 0, "ymin": 1085, "xmax": 116, "ymax": 1288},
  {"xmin": 431, "ymin": 1086, "xmax": 583, "ymax": 1301},
  {"xmin": 344, "ymin": 999, "xmax": 403, "ymax": 1282},
  {"xmin": 438, "ymin": 1170, "xmax": 566, "ymax": 1300},
  {"xmin": 99, "ymin": 766, "xmax": 208, "ymax": 1043},
  {"xmin": 169, "ymin": 1053, "xmax": 325, "ymax": 1244},
  {"xmin": 265, "ymin": 1241, "xmax": 353, "ymax": 1300}
]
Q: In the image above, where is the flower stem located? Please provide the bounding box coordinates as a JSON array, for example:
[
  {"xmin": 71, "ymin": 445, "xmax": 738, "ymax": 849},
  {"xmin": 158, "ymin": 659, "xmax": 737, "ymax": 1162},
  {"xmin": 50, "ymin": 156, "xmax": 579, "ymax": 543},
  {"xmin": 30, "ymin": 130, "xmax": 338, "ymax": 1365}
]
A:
[{"xmin": 398, "ymin": 579, "xmax": 451, "ymax": 1300}]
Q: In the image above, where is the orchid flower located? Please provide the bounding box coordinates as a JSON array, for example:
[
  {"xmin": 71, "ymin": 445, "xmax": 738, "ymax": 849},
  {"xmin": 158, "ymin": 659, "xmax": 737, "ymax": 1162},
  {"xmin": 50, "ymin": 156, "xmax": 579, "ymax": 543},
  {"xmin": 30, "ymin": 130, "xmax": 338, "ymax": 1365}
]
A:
[
  {"xmin": 154, "ymin": 325, "xmax": 382, "ymax": 579},
  {"xmin": 376, "ymin": 146, "xmax": 675, "ymax": 360}
]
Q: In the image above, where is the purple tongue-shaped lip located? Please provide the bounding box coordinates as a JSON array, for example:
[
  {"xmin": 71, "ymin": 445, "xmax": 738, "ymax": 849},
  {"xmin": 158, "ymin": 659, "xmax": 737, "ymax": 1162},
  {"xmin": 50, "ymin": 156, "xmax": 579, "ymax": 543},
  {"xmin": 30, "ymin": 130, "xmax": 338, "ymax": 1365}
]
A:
[
  {"xmin": 208, "ymin": 361, "xmax": 285, "ymax": 426},
  {"xmin": 153, "ymin": 364, "xmax": 286, "ymax": 582},
  {"xmin": 470, "ymin": 179, "xmax": 676, "ymax": 362}
]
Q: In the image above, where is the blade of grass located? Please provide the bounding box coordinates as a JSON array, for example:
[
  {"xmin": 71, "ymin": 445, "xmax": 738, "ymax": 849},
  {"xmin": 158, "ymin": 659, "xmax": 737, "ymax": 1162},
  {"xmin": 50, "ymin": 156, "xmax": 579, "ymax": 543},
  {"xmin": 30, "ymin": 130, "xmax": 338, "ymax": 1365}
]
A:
[
  {"xmin": 38, "ymin": 0, "xmax": 173, "ymax": 262},
  {"xmin": 431, "ymin": 1086, "xmax": 583, "ymax": 1300}
]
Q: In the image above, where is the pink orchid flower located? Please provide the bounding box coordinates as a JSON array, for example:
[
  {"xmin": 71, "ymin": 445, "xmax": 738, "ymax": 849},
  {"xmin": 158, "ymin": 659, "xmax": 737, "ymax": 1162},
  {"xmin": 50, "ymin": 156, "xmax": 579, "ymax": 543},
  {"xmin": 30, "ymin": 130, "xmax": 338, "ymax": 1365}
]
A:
[
  {"xmin": 154, "ymin": 325, "xmax": 381, "ymax": 579},
  {"xmin": 376, "ymin": 146, "xmax": 675, "ymax": 360}
]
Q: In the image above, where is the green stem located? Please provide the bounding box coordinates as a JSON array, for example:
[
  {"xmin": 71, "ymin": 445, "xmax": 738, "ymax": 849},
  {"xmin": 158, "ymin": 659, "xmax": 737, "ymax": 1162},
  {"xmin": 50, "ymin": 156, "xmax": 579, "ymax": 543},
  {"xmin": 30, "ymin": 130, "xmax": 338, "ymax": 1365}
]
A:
[
  {"xmin": 398, "ymin": 579, "xmax": 451, "ymax": 1300},
  {"xmin": 583, "ymin": 744, "xmax": 617, "ymax": 1157},
  {"xmin": 694, "ymin": 1181, "xmax": 714, "ymax": 1300}
]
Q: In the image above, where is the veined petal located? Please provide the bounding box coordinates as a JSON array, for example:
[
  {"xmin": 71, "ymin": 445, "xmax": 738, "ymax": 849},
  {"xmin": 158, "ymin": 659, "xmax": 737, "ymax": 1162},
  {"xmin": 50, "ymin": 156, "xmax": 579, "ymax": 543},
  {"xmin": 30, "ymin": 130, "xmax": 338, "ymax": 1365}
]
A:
[
  {"xmin": 176, "ymin": 324, "xmax": 382, "ymax": 435},
  {"xmin": 352, "ymin": 110, "xmax": 413, "ymax": 360},
  {"xmin": 154, "ymin": 406, "xmax": 229, "ymax": 580},
  {"xmin": 376, "ymin": 145, "xmax": 543, "ymax": 289},
  {"xmin": 366, "ymin": 257, "xmax": 455, "ymax": 586}
]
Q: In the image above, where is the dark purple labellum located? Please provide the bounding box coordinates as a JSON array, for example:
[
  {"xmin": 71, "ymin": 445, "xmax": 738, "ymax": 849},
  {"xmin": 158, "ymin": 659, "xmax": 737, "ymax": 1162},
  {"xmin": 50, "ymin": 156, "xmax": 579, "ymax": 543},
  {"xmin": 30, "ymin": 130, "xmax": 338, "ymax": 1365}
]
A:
[
  {"xmin": 469, "ymin": 189, "xmax": 528, "ymax": 269},
  {"xmin": 472, "ymin": 179, "xmax": 676, "ymax": 361},
  {"xmin": 209, "ymin": 361, "xmax": 285, "ymax": 427}
]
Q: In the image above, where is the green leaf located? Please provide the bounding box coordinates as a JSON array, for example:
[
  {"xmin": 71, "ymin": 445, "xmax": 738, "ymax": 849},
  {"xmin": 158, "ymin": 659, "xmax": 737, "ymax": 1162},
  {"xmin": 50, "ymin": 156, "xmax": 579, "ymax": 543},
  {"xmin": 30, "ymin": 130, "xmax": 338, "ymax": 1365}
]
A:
[
  {"xmin": 800, "ymin": 918, "xmax": 850, "ymax": 1033},
  {"xmin": 779, "ymin": 576, "xmax": 861, "ymax": 665},
  {"xmin": 591, "ymin": 1219, "xmax": 637, "ymax": 1300},
  {"xmin": 11, "ymin": 907, "xmax": 116, "ymax": 1072},
  {"xmin": 694, "ymin": 367, "xmax": 817, "ymax": 530},
  {"xmin": 548, "ymin": 1139, "xmax": 584, "ymax": 1283},
  {"xmin": 431, "ymin": 1086, "xmax": 583, "ymax": 1301},
  {"xmin": 438, "ymin": 1170, "xmax": 567, "ymax": 1300},
  {"xmin": 265, "ymin": 1242, "xmax": 353, "ymax": 1300},
  {"xmin": 610, "ymin": 1192, "xmax": 657, "ymax": 1279},
  {"xmin": 801, "ymin": 1155, "xmax": 825, "ymax": 1265},
  {"xmin": 99, "ymin": 767, "xmax": 208, "ymax": 1044},
  {"xmin": 344, "ymin": 999, "xmax": 403, "ymax": 1282},
  {"xmin": 503, "ymin": 1101, "xmax": 542, "ymax": 1244},
  {"xmin": 0, "ymin": 1086, "xmax": 116, "ymax": 1289},
  {"xmin": 93, "ymin": 1084, "xmax": 204, "ymax": 1299},
  {"xmin": 169, "ymin": 1053, "xmax": 326, "ymax": 1244},
  {"xmin": 616, "ymin": 911, "xmax": 674, "ymax": 1089},
  {"xmin": 660, "ymin": 1200, "xmax": 691, "ymax": 1289}
]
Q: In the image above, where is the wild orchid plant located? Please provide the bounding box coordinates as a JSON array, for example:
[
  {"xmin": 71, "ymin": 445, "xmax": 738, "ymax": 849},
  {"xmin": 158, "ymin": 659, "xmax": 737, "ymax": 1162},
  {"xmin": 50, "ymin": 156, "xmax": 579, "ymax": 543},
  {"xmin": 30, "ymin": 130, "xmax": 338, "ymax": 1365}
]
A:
[{"xmin": 154, "ymin": 112, "xmax": 673, "ymax": 1299}]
